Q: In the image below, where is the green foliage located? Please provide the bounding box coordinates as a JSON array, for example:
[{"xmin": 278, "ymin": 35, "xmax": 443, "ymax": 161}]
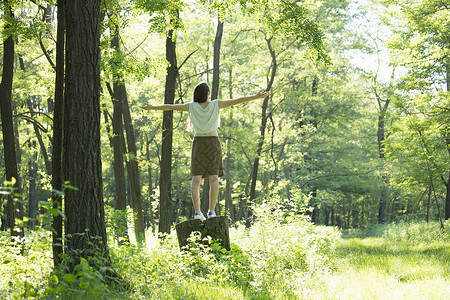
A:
[
  {"xmin": 3, "ymin": 219, "xmax": 450, "ymax": 298},
  {"xmin": 104, "ymin": 205, "xmax": 131, "ymax": 243},
  {"xmin": 0, "ymin": 229, "xmax": 52, "ymax": 299}
]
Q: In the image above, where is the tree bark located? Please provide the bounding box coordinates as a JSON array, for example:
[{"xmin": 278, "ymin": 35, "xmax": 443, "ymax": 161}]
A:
[
  {"xmin": 201, "ymin": 179, "xmax": 210, "ymax": 214},
  {"xmin": 109, "ymin": 21, "xmax": 129, "ymax": 241},
  {"xmin": 51, "ymin": 0, "xmax": 65, "ymax": 267},
  {"xmin": 224, "ymin": 139, "xmax": 235, "ymax": 223},
  {"xmin": 28, "ymin": 142, "xmax": 38, "ymax": 229},
  {"xmin": 308, "ymin": 76, "xmax": 319, "ymax": 223},
  {"xmin": 377, "ymin": 112, "xmax": 388, "ymax": 223},
  {"xmin": 247, "ymin": 36, "xmax": 277, "ymax": 227},
  {"xmin": 121, "ymin": 84, "xmax": 146, "ymax": 244},
  {"xmin": 212, "ymin": 14, "xmax": 223, "ymax": 100},
  {"xmin": 224, "ymin": 68, "xmax": 234, "ymax": 222},
  {"xmin": 375, "ymin": 69, "xmax": 395, "ymax": 223},
  {"xmin": 445, "ymin": 171, "xmax": 450, "ymax": 220},
  {"xmin": 0, "ymin": 0, "xmax": 24, "ymax": 240},
  {"xmin": 63, "ymin": 0, "xmax": 110, "ymax": 267},
  {"xmin": 146, "ymin": 135, "xmax": 155, "ymax": 232},
  {"xmin": 445, "ymin": 62, "xmax": 450, "ymax": 220},
  {"xmin": 175, "ymin": 216, "xmax": 230, "ymax": 251},
  {"xmin": 159, "ymin": 13, "xmax": 179, "ymax": 235}
]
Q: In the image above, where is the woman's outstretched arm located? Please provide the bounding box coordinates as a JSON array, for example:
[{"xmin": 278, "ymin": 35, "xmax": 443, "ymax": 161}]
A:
[
  {"xmin": 218, "ymin": 89, "xmax": 270, "ymax": 109},
  {"xmin": 140, "ymin": 102, "xmax": 190, "ymax": 112}
]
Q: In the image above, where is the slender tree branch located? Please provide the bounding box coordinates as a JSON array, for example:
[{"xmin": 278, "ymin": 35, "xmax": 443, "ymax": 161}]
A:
[
  {"xmin": 178, "ymin": 49, "xmax": 198, "ymax": 71},
  {"xmin": 39, "ymin": 33, "xmax": 56, "ymax": 70}
]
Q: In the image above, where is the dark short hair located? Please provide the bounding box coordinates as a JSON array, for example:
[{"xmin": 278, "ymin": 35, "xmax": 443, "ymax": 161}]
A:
[{"xmin": 193, "ymin": 82, "xmax": 210, "ymax": 103}]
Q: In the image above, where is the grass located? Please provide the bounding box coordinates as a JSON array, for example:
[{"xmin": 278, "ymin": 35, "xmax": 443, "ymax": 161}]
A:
[
  {"xmin": 1, "ymin": 217, "xmax": 450, "ymax": 299},
  {"xmin": 314, "ymin": 222, "xmax": 450, "ymax": 300}
]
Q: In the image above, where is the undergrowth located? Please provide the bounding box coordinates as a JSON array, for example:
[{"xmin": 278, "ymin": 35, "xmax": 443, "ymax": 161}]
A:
[
  {"xmin": 2, "ymin": 208, "xmax": 449, "ymax": 299},
  {"xmin": 0, "ymin": 200, "xmax": 340, "ymax": 299}
]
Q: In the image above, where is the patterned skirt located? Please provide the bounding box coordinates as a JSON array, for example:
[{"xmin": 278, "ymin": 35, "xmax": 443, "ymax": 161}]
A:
[{"xmin": 190, "ymin": 136, "xmax": 224, "ymax": 178}]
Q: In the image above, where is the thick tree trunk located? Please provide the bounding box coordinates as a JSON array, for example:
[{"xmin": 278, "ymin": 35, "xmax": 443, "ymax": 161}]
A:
[
  {"xmin": 175, "ymin": 216, "xmax": 230, "ymax": 251},
  {"xmin": 159, "ymin": 14, "xmax": 178, "ymax": 235},
  {"xmin": 0, "ymin": 0, "xmax": 24, "ymax": 240},
  {"xmin": 52, "ymin": 0, "xmax": 65, "ymax": 267},
  {"xmin": 109, "ymin": 22, "xmax": 129, "ymax": 242},
  {"xmin": 247, "ymin": 36, "xmax": 277, "ymax": 227},
  {"xmin": 64, "ymin": 0, "xmax": 110, "ymax": 267}
]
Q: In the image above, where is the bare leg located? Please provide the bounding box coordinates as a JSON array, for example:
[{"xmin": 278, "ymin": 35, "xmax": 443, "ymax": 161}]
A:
[
  {"xmin": 208, "ymin": 175, "xmax": 219, "ymax": 211},
  {"xmin": 191, "ymin": 175, "xmax": 202, "ymax": 212}
]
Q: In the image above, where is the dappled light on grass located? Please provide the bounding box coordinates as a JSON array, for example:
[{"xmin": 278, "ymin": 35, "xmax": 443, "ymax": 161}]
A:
[
  {"xmin": 109, "ymin": 201, "xmax": 341, "ymax": 299},
  {"xmin": 320, "ymin": 222, "xmax": 450, "ymax": 300},
  {"xmin": 2, "ymin": 220, "xmax": 450, "ymax": 299}
]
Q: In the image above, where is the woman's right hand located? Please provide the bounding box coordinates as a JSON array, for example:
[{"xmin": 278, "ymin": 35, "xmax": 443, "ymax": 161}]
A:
[{"xmin": 256, "ymin": 89, "xmax": 270, "ymax": 99}]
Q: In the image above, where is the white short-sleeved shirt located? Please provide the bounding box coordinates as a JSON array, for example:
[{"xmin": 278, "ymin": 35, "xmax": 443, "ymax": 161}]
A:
[{"xmin": 188, "ymin": 100, "xmax": 220, "ymax": 134}]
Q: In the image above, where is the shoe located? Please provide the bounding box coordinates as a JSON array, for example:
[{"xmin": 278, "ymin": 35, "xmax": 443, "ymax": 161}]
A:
[
  {"xmin": 207, "ymin": 210, "xmax": 216, "ymax": 218},
  {"xmin": 194, "ymin": 212, "xmax": 206, "ymax": 221}
]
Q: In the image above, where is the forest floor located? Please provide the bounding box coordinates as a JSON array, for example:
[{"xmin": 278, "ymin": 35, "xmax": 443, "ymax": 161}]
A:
[
  {"xmin": 1, "ymin": 220, "xmax": 450, "ymax": 299},
  {"xmin": 313, "ymin": 235, "xmax": 450, "ymax": 299}
]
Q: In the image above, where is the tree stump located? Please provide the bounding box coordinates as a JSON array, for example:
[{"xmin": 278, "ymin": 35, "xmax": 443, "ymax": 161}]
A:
[{"xmin": 175, "ymin": 216, "xmax": 230, "ymax": 251}]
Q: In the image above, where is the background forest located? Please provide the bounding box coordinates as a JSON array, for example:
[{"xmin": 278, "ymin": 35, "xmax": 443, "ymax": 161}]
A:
[{"xmin": 0, "ymin": 0, "xmax": 449, "ymax": 299}]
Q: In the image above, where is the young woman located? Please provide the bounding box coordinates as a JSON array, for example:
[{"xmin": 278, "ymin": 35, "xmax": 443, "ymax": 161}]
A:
[{"xmin": 141, "ymin": 82, "xmax": 270, "ymax": 221}]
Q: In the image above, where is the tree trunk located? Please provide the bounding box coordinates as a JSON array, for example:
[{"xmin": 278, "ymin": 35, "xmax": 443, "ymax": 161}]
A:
[
  {"xmin": 377, "ymin": 113, "xmax": 388, "ymax": 223},
  {"xmin": 224, "ymin": 139, "xmax": 235, "ymax": 223},
  {"xmin": 109, "ymin": 21, "xmax": 129, "ymax": 241},
  {"xmin": 51, "ymin": 0, "xmax": 65, "ymax": 267},
  {"xmin": 212, "ymin": 14, "xmax": 223, "ymax": 100},
  {"xmin": 247, "ymin": 36, "xmax": 277, "ymax": 227},
  {"xmin": 146, "ymin": 136, "xmax": 155, "ymax": 232},
  {"xmin": 63, "ymin": 0, "xmax": 110, "ymax": 268},
  {"xmin": 121, "ymin": 84, "xmax": 146, "ymax": 245},
  {"xmin": 445, "ymin": 171, "xmax": 450, "ymax": 220},
  {"xmin": 28, "ymin": 142, "xmax": 38, "ymax": 229},
  {"xmin": 224, "ymin": 68, "xmax": 234, "ymax": 222},
  {"xmin": 17, "ymin": 48, "xmax": 52, "ymax": 176},
  {"xmin": 175, "ymin": 216, "xmax": 230, "ymax": 251},
  {"xmin": 201, "ymin": 179, "xmax": 210, "ymax": 214},
  {"xmin": 0, "ymin": 0, "xmax": 24, "ymax": 240},
  {"xmin": 25, "ymin": 99, "xmax": 52, "ymax": 175},
  {"xmin": 376, "ymin": 69, "xmax": 395, "ymax": 223},
  {"xmin": 445, "ymin": 63, "xmax": 450, "ymax": 220},
  {"xmin": 159, "ymin": 13, "xmax": 178, "ymax": 235}
]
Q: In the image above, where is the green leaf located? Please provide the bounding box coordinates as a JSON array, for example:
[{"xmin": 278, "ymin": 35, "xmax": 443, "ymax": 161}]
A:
[{"xmin": 63, "ymin": 273, "xmax": 77, "ymax": 283}]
